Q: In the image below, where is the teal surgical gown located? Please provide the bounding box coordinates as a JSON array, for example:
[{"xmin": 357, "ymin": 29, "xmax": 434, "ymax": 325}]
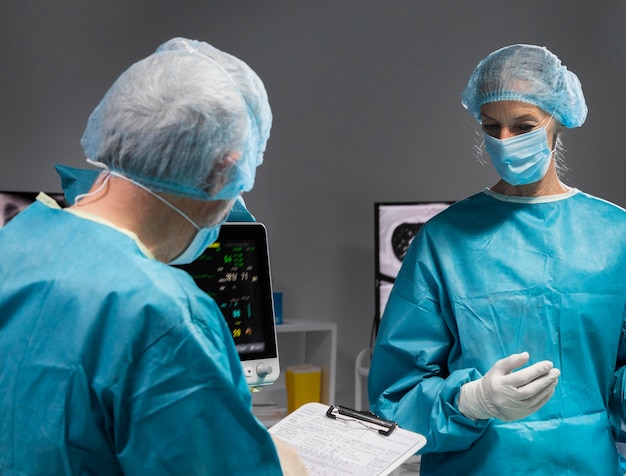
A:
[
  {"xmin": 369, "ymin": 188, "xmax": 626, "ymax": 476},
  {"xmin": 0, "ymin": 199, "xmax": 282, "ymax": 475}
]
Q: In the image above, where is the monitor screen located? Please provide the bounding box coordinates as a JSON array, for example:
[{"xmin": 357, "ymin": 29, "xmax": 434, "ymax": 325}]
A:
[
  {"xmin": 374, "ymin": 202, "xmax": 452, "ymax": 336},
  {"xmin": 0, "ymin": 191, "xmax": 66, "ymax": 226},
  {"xmin": 176, "ymin": 222, "xmax": 280, "ymax": 387}
]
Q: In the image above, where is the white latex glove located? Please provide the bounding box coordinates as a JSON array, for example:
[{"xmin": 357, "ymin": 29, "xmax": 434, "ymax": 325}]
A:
[
  {"xmin": 458, "ymin": 352, "xmax": 560, "ymax": 422},
  {"xmin": 270, "ymin": 435, "xmax": 309, "ymax": 476}
]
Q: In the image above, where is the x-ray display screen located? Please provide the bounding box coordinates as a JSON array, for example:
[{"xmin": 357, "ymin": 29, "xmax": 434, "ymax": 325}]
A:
[
  {"xmin": 0, "ymin": 192, "xmax": 66, "ymax": 227},
  {"xmin": 375, "ymin": 202, "xmax": 452, "ymax": 331}
]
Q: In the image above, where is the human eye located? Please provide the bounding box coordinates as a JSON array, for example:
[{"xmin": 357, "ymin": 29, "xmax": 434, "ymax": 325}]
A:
[
  {"xmin": 516, "ymin": 122, "xmax": 538, "ymax": 134},
  {"xmin": 481, "ymin": 123, "xmax": 500, "ymax": 134}
]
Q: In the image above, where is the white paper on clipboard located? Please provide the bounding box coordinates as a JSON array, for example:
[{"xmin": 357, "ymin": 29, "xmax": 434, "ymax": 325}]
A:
[{"xmin": 268, "ymin": 402, "xmax": 426, "ymax": 476}]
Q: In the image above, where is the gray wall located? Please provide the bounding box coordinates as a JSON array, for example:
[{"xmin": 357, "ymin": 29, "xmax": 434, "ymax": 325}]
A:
[{"xmin": 2, "ymin": 1, "xmax": 626, "ymax": 407}]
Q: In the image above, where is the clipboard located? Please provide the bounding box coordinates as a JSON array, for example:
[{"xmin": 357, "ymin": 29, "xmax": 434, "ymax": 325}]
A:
[{"xmin": 268, "ymin": 402, "xmax": 426, "ymax": 476}]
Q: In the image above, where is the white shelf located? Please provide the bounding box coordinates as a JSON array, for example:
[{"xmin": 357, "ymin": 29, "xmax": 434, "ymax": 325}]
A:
[{"xmin": 252, "ymin": 320, "xmax": 337, "ymax": 426}]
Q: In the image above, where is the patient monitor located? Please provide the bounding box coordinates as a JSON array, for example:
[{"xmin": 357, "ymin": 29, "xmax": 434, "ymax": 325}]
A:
[{"xmin": 177, "ymin": 222, "xmax": 280, "ymax": 388}]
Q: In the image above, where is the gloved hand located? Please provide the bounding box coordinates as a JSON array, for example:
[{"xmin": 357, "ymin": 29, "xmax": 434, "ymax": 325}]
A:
[{"xmin": 457, "ymin": 352, "xmax": 560, "ymax": 422}]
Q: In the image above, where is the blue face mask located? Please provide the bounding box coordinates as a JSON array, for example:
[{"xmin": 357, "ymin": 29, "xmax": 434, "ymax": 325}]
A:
[
  {"xmin": 168, "ymin": 221, "xmax": 222, "ymax": 265},
  {"xmin": 483, "ymin": 125, "xmax": 552, "ymax": 186}
]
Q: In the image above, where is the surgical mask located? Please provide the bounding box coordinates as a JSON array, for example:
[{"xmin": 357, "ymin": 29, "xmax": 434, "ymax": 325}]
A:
[
  {"xmin": 168, "ymin": 222, "xmax": 223, "ymax": 265},
  {"xmin": 483, "ymin": 124, "xmax": 552, "ymax": 186}
]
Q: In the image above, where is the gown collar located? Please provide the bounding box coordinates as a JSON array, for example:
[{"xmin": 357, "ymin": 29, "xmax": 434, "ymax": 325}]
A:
[
  {"xmin": 36, "ymin": 192, "xmax": 155, "ymax": 260},
  {"xmin": 482, "ymin": 187, "xmax": 579, "ymax": 204}
]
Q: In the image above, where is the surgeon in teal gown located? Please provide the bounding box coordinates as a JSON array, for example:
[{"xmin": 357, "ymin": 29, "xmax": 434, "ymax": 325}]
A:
[
  {"xmin": 369, "ymin": 44, "xmax": 626, "ymax": 475},
  {"xmin": 0, "ymin": 38, "xmax": 303, "ymax": 475}
]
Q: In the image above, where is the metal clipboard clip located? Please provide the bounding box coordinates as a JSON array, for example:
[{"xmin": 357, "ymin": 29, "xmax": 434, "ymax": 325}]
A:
[{"xmin": 325, "ymin": 405, "xmax": 397, "ymax": 436}]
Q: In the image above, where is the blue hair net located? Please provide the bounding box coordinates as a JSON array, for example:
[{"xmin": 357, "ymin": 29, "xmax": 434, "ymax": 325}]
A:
[
  {"xmin": 461, "ymin": 44, "xmax": 587, "ymax": 128},
  {"xmin": 80, "ymin": 37, "xmax": 272, "ymax": 201}
]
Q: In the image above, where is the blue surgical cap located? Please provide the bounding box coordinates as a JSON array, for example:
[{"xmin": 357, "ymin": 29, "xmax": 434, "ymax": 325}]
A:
[
  {"xmin": 80, "ymin": 37, "xmax": 272, "ymax": 201},
  {"xmin": 461, "ymin": 44, "xmax": 587, "ymax": 128}
]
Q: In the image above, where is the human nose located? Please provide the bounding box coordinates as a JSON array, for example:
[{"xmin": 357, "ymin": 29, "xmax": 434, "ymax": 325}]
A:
[{"xmin": 497, "ymin": 127, "xmax": 516, "ymax": 140}]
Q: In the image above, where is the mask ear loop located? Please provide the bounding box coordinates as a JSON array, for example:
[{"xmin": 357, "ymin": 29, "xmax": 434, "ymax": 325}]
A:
[
  {"xmin": 544, "ymin": 105, "xmax": 560, "ymax": 140},
  {"xmin": 74, "ymin": 159, "xmax": 113, "ymax": 204},
  {"xmin": 543, "ymin": 112, "xmax": 557, "ymax": 153},
  {"xmin": 80, "ymin": 159, "xmax": 201, "ymax": 231},
  {"xmin": 117, "ymin": 175, "xmax": 201, "ymax": 231}
]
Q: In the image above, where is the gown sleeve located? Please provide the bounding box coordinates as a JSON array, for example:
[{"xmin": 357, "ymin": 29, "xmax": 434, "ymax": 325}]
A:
[{"xmin": 368, "ymin": 229, "xmax": 489, "ymax": 454}]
